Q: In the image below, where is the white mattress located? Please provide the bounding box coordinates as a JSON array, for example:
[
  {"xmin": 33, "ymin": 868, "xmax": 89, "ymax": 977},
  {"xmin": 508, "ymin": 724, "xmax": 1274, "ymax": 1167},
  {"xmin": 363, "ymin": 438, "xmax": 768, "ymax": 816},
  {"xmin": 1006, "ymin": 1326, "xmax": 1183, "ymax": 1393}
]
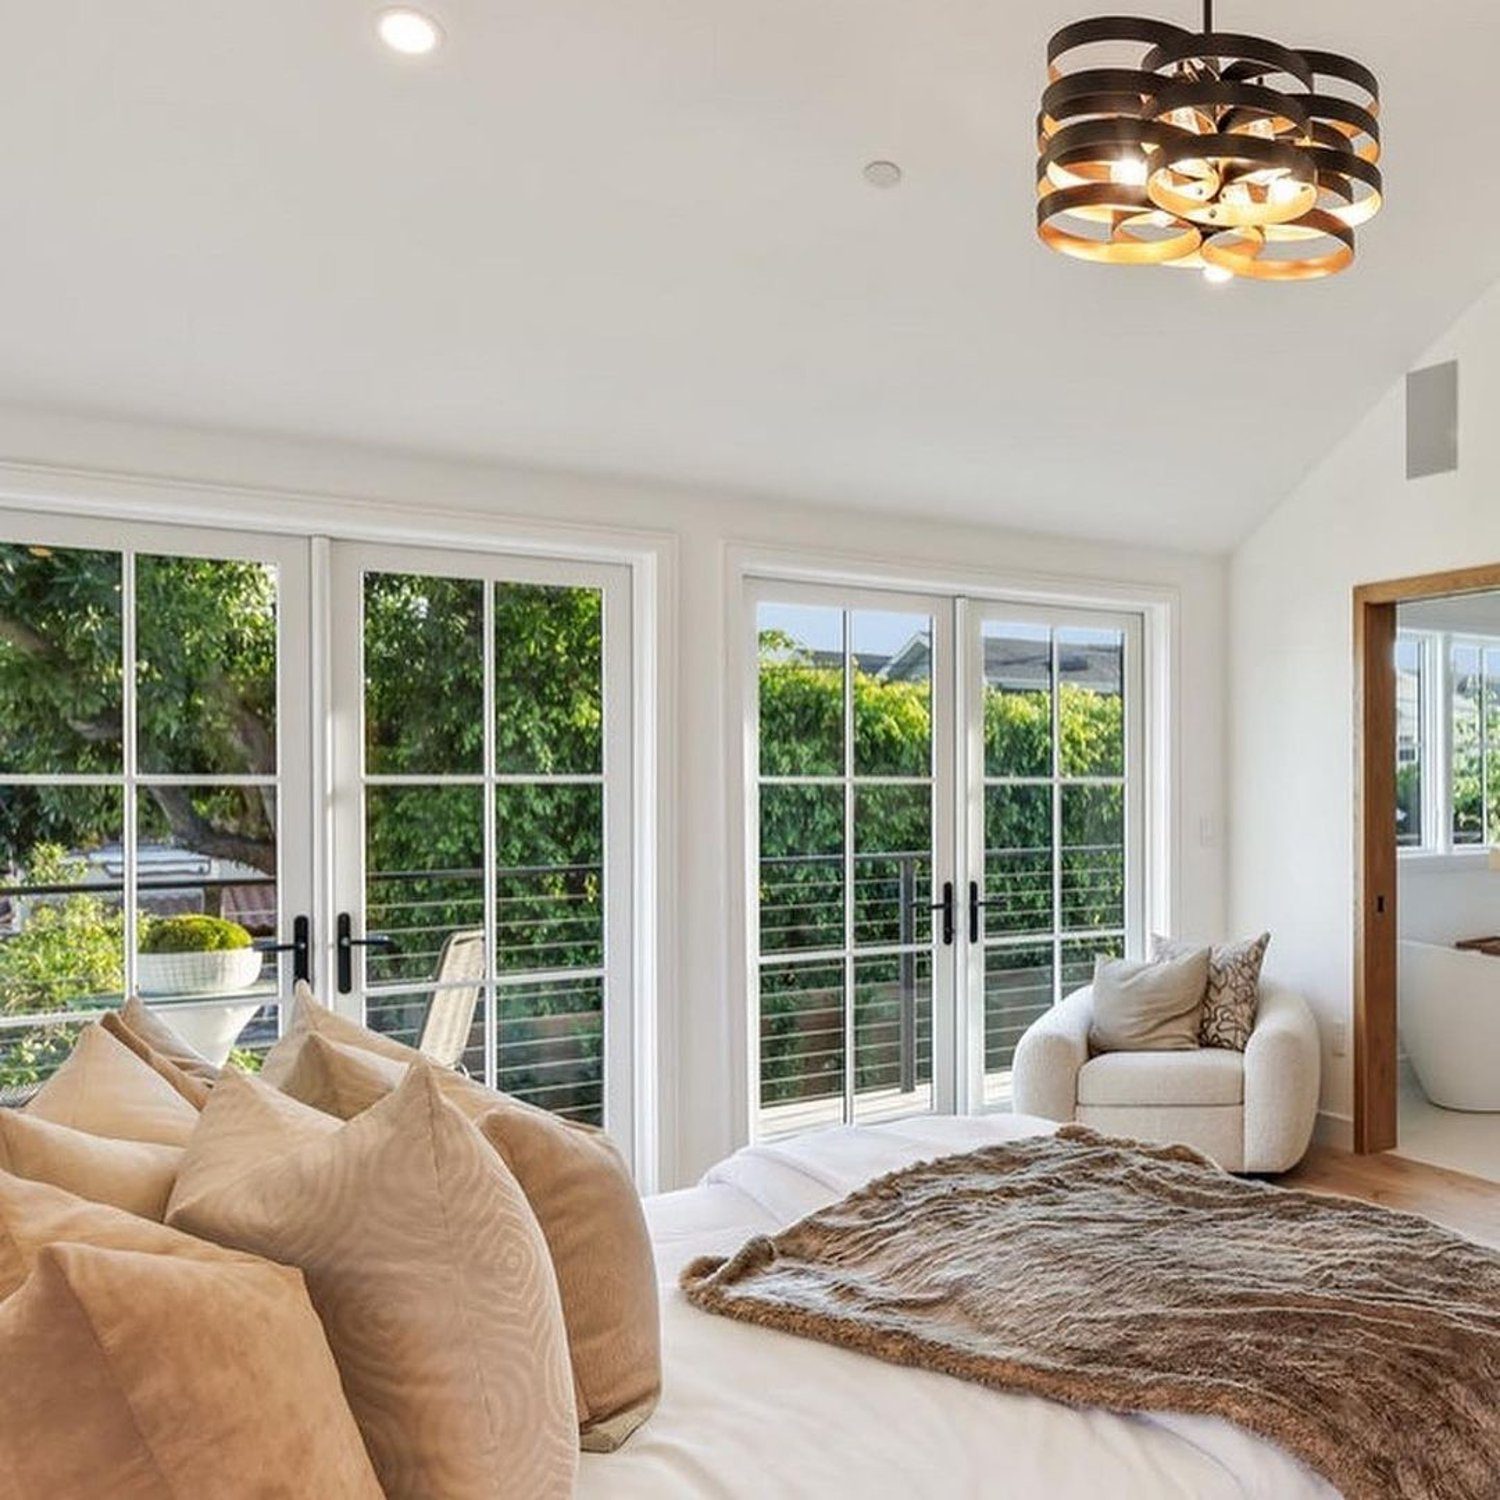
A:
[{"xmin": 576, "ymin": 1113, "xmax": 1338, "ymax": 1500}]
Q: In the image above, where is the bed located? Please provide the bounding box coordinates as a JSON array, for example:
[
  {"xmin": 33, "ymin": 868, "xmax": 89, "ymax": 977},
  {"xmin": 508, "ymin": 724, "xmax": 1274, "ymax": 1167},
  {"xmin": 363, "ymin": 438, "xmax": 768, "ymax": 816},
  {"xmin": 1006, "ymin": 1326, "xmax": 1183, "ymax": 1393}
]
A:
[{"xmin": 577, "ymin": 1113, "xmax": 1336, "ymax": 1500}]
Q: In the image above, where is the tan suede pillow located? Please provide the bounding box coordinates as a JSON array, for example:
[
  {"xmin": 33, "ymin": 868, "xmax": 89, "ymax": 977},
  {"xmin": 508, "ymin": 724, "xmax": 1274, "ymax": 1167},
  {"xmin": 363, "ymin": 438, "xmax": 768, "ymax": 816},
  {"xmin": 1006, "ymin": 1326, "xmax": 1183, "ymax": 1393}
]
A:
[
  {"xmin": 478, "ymin": 1106, "xmax": 661, "ymax": 1450},
  {"xmin": 119, "ymin": 994, "xmax": 222, "ymax": 1083},
  {"xmin": 101, "ymin": 1009, "xmax": 212, "ymax": 1109},
  {"xmin": 168, "ymin": 1063, "xmax": 578, "ymax": 1500},
  {"xmin": 1088, "ymin": 948, "xmax": 1211, "ymax": 1053},
  {"xmin": 0, "ymin": 1243, "xmax": 383, "ymax": 1499},
  {"xmin": 27, "ymin": 1023, "xmax": 200, "ymax": 1145},
  {"xmin": 259, "ymin": 980, "xmax": 426, "ymax": 1085},
  {"xmin": 0, "ymin": 1111, "xmax": 182, "ymax": 1220},
  {"xmin": 0, "ymin": 1168, "xmax": 262, "ymax": 1299}
]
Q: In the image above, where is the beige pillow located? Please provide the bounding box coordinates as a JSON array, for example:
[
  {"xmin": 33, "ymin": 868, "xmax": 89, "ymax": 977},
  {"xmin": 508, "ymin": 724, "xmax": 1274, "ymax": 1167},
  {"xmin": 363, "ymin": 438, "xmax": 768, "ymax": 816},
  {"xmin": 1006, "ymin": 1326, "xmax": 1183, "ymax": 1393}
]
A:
[
  {"xmin": 27, "ymin": 1023, "xmax": 200, "ymax": 1145},
  {"xmin": 167, "ymin": 1070, "xmax": 339, "ymax": 1223},
  {"xmin": 260, "ymin": 980, "xmax": 425, "ymax": 1085},
  {"xmin": 119, "ymin": 994, "xmax": 222, "ymax": 1083},
  {"xmin": 1088, "ymin": 948, "xmax": 1210, "ymax": 1053},
  {"xmin": 0, "ymin": 1243, "xmax": 383, "ymax": 1499},
  {"xmin": 1152, "ymin": 931, "xmax": 1272, "ymax": 1051},
  {"xmin": 168, "ymin": 1063, "xmax": 578, "ymax": 1500},
  {"xmin": 0, "ymin": 1168, "xmax": 262, "ymax": 1299},
  {"xmin": 478, "ymin": 1106, "xmax": 661, "ymax": 1450},
  {"xmin": 0, "ymin": 1111, "xmax": 182, "ymax": 1220},
  {"xmin": 101, "ymin": 1009, "xmax": 212, "ymax": 1109}
]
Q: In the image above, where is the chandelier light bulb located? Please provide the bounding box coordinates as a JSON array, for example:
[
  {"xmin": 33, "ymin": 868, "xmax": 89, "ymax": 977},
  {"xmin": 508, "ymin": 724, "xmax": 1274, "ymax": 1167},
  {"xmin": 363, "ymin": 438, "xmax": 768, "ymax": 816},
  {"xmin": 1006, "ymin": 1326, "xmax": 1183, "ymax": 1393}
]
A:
[
  {"xmin": 1110, "ymin": 156, "xmax": 1149, "ymax": 188},
  {"xmin": 1202, "ymin": 263, "xmax": 1235, "ymax": 285}
]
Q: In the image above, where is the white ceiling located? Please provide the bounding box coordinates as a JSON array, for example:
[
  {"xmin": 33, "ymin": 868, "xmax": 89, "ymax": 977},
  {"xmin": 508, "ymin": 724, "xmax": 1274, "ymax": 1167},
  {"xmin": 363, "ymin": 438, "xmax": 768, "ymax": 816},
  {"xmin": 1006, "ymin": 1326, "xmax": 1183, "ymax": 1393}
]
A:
[{"xmin": 0, "ymin": 2, "xmax": 1493, "ymax": 552}]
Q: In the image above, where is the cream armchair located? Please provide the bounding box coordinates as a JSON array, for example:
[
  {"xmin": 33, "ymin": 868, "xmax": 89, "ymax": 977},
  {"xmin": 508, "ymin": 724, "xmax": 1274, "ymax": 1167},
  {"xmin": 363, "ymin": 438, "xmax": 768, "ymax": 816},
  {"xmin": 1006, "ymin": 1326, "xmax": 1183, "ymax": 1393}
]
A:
[{"xmin": 1011, "ymin": 982, "xmax": 1320, "ymax": 1173}]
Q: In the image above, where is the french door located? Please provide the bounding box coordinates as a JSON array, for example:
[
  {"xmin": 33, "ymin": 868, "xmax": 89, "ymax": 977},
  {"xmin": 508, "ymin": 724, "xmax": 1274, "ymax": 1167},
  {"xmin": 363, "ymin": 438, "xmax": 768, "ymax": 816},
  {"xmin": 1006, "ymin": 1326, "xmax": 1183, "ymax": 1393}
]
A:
[
  {"xmin": 0, "ymin": 512, "xmax": 312, "ymax": 1084},
  {"xmin": 328, "ymin": 542, "xmax": 634, "ymax": 1138},
  {"xmin": 0, "ymin": 514, "xmax": 638, "ymax": 1155},
  {"xmin": 750, "ymin": 580, "xmax": 1142, "ymax": 1139}
]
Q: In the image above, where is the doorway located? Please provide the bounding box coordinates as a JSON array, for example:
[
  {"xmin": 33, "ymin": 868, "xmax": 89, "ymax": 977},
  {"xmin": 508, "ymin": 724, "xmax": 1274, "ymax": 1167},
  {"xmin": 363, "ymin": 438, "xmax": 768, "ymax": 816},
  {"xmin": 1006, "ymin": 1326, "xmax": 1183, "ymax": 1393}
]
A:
[{"xmin": 1354, "ymin": 562, "xmax": 1500, "ymax": 1158}]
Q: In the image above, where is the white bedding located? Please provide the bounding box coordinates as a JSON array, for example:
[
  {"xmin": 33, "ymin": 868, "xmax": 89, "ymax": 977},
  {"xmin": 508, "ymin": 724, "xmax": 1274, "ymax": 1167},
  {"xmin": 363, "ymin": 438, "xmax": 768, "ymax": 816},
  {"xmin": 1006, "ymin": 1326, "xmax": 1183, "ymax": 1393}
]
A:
[{"xmin": 576, "ymin": 1114, "xmax": 1339, "ymax": 1500}]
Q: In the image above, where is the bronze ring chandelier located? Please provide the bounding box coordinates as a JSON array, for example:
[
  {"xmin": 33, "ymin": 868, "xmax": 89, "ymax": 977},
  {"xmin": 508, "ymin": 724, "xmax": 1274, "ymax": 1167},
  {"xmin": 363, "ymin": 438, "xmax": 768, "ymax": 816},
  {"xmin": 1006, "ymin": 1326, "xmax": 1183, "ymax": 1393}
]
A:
[{"xmin": 1036, "ymin": 2, "xmax": 1382, "ymax": 281}]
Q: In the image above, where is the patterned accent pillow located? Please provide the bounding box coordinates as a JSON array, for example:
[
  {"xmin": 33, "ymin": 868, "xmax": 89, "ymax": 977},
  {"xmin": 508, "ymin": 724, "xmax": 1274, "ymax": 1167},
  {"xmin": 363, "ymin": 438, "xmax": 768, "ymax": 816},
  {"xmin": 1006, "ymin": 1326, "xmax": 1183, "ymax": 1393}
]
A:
[{"xmin": 1150, "ymin": 932, "xmax": 1271, "ymax": 1051}]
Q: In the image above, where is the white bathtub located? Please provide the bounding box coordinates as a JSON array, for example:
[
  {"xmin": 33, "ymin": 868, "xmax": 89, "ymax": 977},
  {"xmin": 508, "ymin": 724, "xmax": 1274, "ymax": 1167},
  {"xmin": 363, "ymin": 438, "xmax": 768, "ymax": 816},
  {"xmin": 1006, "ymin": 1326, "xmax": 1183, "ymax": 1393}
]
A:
[{"xmin": 1399, "ymin": 939, "xmax": 1500, "ymax": 1111}]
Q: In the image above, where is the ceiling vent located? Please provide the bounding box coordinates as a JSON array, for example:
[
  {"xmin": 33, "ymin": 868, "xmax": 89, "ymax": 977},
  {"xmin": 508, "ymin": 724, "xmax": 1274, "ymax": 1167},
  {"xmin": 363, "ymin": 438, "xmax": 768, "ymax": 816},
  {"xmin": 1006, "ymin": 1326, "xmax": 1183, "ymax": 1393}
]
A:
[{"xmin": 1406, "ymin": 361, "xmax": 1459, "ymax": 479}]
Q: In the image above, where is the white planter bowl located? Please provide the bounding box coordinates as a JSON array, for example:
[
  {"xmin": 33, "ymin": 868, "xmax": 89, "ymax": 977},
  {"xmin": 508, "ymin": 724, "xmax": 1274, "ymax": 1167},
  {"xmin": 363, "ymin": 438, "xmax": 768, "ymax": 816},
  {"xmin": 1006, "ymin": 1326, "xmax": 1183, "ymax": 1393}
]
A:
[{"xmin": 136, "ymin": 947, "xmax": 265, "ymax": 999}]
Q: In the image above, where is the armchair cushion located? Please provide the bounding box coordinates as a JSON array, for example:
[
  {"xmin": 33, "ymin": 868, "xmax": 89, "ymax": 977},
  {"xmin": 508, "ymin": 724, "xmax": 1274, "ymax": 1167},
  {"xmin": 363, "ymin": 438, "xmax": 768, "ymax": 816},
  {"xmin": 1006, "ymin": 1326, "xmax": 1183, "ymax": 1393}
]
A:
[{"xmin": 1077, "ymin": 1048, "xmax": 1243, "ymax": 1108}]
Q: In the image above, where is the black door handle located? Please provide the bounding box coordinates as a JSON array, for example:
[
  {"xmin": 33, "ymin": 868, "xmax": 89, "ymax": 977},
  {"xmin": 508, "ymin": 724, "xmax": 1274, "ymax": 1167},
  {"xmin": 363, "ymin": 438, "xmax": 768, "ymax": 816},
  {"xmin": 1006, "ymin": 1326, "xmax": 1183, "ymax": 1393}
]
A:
[
  {"xmin": 254, "ymin": 914, "xmax": 311, "ymax": 984},
  {"xmin": 336, "ymin": 912, "xmax": 398, "ymax": 994},
  {"xmin": 969, "ymin": 880, "xmax": 987, "ymax": 944},
  {"xmin": 933, "ymin": 881, "xmax": 955, "ymax": 947}
]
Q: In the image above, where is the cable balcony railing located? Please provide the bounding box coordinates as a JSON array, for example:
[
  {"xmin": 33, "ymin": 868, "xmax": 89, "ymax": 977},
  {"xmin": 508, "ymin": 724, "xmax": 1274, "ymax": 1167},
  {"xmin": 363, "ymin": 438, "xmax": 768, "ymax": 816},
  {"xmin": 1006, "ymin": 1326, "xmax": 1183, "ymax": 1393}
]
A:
[{"xmin": 0, "ymin": 861, "xmax": 609, "ymax": 1124}]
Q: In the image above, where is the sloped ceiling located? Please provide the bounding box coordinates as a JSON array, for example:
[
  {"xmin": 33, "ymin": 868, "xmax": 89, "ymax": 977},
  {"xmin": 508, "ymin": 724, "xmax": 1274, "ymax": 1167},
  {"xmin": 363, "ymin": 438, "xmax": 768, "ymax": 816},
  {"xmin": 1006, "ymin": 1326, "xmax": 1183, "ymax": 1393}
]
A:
[{"xmin": 0, "ymin": 2, "xmax": 1493, "ymax": 550}]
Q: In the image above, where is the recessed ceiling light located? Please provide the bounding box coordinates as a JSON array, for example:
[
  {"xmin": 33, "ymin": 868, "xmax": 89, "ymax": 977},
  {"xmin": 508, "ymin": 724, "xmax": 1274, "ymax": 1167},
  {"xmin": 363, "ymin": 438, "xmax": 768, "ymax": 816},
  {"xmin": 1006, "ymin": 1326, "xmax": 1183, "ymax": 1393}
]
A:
[
  {"xmin": 377, "ymin": 8, "xmax": 443, "ymax": 56},
  {"xmin": 863, "ymin": 160, "xmax": 903, "ymax": 189}
]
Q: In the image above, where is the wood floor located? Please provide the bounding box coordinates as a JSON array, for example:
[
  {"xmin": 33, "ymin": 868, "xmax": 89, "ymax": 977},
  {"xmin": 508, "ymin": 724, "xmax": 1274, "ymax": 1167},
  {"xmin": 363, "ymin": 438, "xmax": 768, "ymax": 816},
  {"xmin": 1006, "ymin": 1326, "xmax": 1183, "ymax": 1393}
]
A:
[{"xmin": 1281, "ymin": 1145, "xmax": 1500, "ymax": 1249}]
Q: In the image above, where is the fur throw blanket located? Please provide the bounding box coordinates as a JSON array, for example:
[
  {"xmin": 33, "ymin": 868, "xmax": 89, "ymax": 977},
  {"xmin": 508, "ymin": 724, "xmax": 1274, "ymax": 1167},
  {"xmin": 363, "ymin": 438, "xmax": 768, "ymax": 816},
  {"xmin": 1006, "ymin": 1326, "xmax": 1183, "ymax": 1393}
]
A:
[{"xmin": 680, "ymin": 1127, "xmax": 1500, "ymax": 1499}]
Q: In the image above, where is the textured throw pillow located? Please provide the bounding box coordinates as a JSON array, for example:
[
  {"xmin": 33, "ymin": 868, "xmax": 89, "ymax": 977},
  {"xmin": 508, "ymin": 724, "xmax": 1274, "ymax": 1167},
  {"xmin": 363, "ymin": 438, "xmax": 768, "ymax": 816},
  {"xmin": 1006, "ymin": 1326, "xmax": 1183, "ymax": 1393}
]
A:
[
  {"xmin": 1152, "ymin": 932, "xmax": 1272, "ymax": 1051},
  {"xmin": 0, "ymin": 1243, "xmax": 383, "ymax": 1500},
  {"xmin": 168, "ymin": 1063, "xmax": 578, "ymax": 1500},
  {"xmin": 260, "ymin": 980, "xmax": 426, "ymax": 1085},
  {"xmin": 118, "ymin": 995, "xmax": 221, "ymax": 1083},
  {"xmin": 0, "ymin": 1111, "xmax": 182, "ymax": 1221},
  {"xmin": 101, "ymin": 1009, "xmax": 212, "ymax": 1109},
  {"xmin": 1088, "ymin": 948, "xmax": 1210, "ymax": 1054},
  {"xmin": 478, "ymin": 1105, "xmax": 661, "ymax": 1451},
  {"xmin": 27, "ymin": 1023, "xmax": 200, "ymax": 1146},
  {"xmin": 0, "ymin": 1168, "xmax": 260, "ymax": 1299},
  {"xmin": 167, "ymin": 1071, "xmax": 339, "ymax": 1223}
]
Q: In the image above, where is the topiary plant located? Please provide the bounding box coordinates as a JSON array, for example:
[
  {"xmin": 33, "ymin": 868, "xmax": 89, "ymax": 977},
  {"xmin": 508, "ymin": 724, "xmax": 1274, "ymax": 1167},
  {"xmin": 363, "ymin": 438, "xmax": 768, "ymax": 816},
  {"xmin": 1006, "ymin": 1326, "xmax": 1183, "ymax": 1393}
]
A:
[{"xmin": 139, "ymin": 914, "xmax": 252, "ymax": 955}]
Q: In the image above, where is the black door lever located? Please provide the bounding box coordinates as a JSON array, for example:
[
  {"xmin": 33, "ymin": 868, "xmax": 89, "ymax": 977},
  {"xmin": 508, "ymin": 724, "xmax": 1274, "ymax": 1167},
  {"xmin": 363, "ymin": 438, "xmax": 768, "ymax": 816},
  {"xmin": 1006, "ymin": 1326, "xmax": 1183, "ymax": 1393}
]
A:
[{"xmin": 336, "ymin": 911, "xmax": 398, "ymax": 994}]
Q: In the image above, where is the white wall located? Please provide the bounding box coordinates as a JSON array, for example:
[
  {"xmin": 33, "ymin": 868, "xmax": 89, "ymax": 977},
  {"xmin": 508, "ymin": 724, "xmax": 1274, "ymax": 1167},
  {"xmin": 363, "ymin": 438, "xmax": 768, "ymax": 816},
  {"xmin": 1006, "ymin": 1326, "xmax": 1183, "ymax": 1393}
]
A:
[
  {"xmin": 0, "ymin": 404, "xmax": 1229, "ymax": 1187},
  {"xmin": 1230, "ymin": 276, "xmax": 1500, "ymax": 1134}
]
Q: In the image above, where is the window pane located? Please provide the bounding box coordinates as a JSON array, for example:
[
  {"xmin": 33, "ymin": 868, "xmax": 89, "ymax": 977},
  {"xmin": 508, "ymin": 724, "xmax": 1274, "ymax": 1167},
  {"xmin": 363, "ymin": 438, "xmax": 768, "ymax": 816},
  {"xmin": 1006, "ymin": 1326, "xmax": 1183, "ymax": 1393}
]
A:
[
  {"xmin": 854, "ymin": 783, "xmax": 931, "ymax": 947},
  {"xmin": 0, "ymin": 543, "xmax": 122, "ymax": 775},
  {"xmin": 495, "ymin": 584, "xmax": 602, "ymax": 775},
  {"xmin": 984, "ymin": 942, "xmax": 1054, "ymax": 1087},
  {"xmin": 1395, "ymin": 636, "xmax": 1424, "ymax": 848},
  {"xmin": 0, "ymin": 787, "xmax": 125, "ymax": 1027},
  {"xmin": 759, "ymin": 784, "xmax": 843, "ymax": 954},
  {"xmin": 498, "ymin": 975, "xmax": 602, "ymax": 1126},
  {"xmin": 1486, "ymin": 649, "xmax": 1500, "ymax": 846},
  {"xmin": 135, "ymin": 786, "xmax": 276, "ymax": 1005},
  {"xmin": 1452, "ymin": 644, "xmax": 1483, "ymax": 845},
  {"xmin": 1060, "ymin": 784, "xmax": 1125, "ymax": 931},
  {"xmin": 758, "ymin": 604, "xmax": 843, "ymax": 776},
  {"xmin": 1059, "ymin": 627, "xmax": 1125, "ymax": 777},
  {"xmin": 983, "ymin": 784, "xmax": 1053, "ymax": 936},
  {"xmin": 853, "ymin": 952, "xmax": 931, "ymax": 1123},
  {"xmin": 136, "ymin": 556, "xmax": 277, "ymax": 775},
  {"xmin": 363, "ymin": 984, "xmax": 486, "ymax": 1077},
  {"xmin": 366, "ymin": 785, "xmax": 484, "ymax": 986},
  {"xmin": 758, "ymin": 960, "xmax": 845, "ymax": 1134},
  {"xmin": 852, "ymin": 610, "xmax": 931, "ymax": 777},
  {"xmin": 983, "ymin": 623, "xmax": 1052, "ymax": 778},
  {"xmin": 1061, "ymin": 933, "xmax": 1125, "ymax": 997},
  {"xmin": 496, "ymin": 784, "xmax": 603, "ymax": 974},
  {"xmin": 364, "ymin": 572, "xmax": 484, "ymax": 775}
]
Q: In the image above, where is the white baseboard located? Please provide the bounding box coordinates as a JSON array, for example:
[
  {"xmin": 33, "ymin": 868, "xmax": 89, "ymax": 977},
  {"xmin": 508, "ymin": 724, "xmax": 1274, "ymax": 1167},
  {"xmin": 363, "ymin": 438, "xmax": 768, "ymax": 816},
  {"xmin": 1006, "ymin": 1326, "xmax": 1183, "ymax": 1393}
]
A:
[{"xmin": 1314, "ymin": 1110, "xmax": 1355, "ymax": 1152}]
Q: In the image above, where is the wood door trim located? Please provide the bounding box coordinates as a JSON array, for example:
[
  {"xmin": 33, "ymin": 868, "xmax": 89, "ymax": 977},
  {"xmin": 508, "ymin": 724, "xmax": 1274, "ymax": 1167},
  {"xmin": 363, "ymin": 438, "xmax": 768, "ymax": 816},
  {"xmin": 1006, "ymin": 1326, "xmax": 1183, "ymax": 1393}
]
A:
[{"xmin": 1353, "ymin": 560, "xmax": 1500, "ymax": 1152}]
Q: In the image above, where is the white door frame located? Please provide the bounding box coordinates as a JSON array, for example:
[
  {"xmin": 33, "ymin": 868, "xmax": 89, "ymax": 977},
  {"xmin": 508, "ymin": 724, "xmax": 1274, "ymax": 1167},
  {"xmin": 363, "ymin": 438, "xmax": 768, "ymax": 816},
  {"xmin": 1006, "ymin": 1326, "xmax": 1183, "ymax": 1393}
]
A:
[
  {"xmin": 327, "ymin": 539, "xmax": 637, "ymax": 1161},
  {"xmin": 0, "ymin": 507, "xmax": 313, "ymax": 1024}
]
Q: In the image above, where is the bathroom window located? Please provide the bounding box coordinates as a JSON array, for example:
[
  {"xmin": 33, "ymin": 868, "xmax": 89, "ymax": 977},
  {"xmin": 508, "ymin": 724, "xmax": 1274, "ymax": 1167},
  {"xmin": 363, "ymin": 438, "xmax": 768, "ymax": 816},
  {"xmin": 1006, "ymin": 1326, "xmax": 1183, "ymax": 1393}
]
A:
[{"xmin": 1396, "ymin": 628, "xmax": 1500, "ymax": 857}]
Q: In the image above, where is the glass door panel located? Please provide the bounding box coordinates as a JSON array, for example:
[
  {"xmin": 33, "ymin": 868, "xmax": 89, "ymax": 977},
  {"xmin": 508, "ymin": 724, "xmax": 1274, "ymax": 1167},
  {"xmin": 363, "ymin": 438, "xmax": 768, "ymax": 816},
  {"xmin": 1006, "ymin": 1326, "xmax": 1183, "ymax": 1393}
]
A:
[
  {"xmin": 0, "ymin": 517, "xmax": 311, "ymax": 1091},
  {"xmin": 331, "ymin": 544, "xmax": 631, "ymax": 1145},
  {"xmin": 752, "ymin": 587, "xmax": 952, "ymax": 1139},
  {"xmin": 970, "ymin": 608, "xmax": 1140, "ymax": 1107}
]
